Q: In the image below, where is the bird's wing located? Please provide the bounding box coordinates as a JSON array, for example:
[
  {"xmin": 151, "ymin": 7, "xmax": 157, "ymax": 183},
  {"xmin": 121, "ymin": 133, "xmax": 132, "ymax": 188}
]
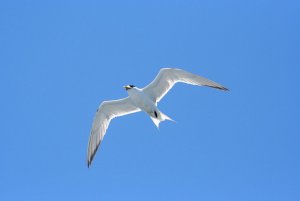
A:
[
  {"xmin": 142, "ymin": 68, "xmax": 228, "ymax": 103},
  {"xmin": 87, "ymin": 97, "xmax": 140, "ymax": 167}
]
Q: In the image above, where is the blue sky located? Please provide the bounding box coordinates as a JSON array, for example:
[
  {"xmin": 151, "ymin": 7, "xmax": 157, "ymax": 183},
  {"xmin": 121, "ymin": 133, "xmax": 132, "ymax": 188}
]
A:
[{"xmin": 0, "ymin": 1, "xmax": 299, "ymax": 200}]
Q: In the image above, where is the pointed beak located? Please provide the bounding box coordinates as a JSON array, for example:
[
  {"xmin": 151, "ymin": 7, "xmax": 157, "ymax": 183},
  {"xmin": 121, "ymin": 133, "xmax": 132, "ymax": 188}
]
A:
[{"xmin": 123, "ymin": 85, "xmax": 130, "ymax": 90}]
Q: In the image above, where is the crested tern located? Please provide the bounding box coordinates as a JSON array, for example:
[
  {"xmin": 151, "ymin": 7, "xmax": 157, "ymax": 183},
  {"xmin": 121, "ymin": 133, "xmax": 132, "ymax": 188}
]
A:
[{"xmin": 87, "ymin": 68, "xmax": 228, "ymax": 167}]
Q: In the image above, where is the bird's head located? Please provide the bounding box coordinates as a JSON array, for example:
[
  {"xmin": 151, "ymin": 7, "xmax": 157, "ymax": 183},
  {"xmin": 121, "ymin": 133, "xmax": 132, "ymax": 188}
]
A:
[{"xmin": 123, "ymin": 85, "xmax": 135, "ymax": 91}]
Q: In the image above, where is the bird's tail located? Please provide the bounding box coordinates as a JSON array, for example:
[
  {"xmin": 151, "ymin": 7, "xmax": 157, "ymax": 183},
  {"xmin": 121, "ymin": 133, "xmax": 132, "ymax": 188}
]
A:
[{"xmin": 150, "ymin": 110, "xmax": 175, "ymax": 128}]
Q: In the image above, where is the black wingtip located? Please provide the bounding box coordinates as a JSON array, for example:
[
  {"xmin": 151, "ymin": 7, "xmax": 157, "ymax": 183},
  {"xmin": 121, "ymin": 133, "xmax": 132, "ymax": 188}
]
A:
[
  {"xmin": 222, "ymin": 87, "xmax": 229, "ymax": 91},
  {"xmin": 87, "ymin": 157, "xmax": 93, "ymax": 168},
  {"xmin": 87, "ymin": 140, "xmax": 101, "ymax": 168},
  {"xmin": 204, "ymin": 85, "xmax": 229, "ymax": 91},
  {"xmin": 215, "ymin": 86, "xmax": 229, "ymax": 91}
]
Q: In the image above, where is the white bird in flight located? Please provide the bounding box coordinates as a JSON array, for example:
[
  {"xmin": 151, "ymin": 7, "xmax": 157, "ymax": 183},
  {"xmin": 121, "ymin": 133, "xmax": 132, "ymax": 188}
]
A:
[{"xmin": 87, "ymin": 68, "xmax": 228, "ymax": 167}]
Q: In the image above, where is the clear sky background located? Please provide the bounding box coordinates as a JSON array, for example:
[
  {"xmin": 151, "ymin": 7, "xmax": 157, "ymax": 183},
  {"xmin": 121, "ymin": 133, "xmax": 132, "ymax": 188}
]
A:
[{"xmin": 1, "ymin": 1, "xmax": 299, "ymax": 200}]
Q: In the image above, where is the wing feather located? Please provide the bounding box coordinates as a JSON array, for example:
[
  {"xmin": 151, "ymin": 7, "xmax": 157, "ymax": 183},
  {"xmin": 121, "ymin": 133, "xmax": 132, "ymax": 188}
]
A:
[
  {"xmin": 142, "ymin": 68, "xmax": 228, "ymax": 103},
  {"xmin": 87, "ymin": 97, "xmax": 140, "ymax": 167}
]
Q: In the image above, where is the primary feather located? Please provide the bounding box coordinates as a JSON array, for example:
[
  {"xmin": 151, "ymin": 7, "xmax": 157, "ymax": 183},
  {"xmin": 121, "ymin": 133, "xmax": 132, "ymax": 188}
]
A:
[
  {"xmin": 87, "ymin": 97, "xmax": 140, "ymax": 167},
  {"xmin": 143, "ymin": 68, "xmax": 228, "ymax": 103}
]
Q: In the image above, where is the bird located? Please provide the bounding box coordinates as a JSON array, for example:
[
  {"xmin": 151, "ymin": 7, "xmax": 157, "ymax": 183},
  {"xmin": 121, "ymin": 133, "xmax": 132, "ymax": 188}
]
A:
[{"xmin": 87, "ymin": 68, "xmax": 228, "ymax": 167}]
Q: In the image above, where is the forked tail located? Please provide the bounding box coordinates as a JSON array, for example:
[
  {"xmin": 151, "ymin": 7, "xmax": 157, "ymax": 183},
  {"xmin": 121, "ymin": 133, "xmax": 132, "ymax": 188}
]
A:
[{"xmin": 150, "ymin": 110, "xmax": 175, "ymax": 128}]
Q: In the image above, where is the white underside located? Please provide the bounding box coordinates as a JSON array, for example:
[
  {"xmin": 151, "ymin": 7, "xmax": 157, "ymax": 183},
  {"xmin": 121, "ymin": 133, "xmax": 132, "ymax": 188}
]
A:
[{"xmin": 127, "ymin": 87, "xmax": 174, "ymax": 128}]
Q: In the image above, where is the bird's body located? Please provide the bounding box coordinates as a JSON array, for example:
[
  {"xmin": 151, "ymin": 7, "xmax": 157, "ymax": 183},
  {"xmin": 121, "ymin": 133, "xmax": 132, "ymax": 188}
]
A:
[
  {"xmin": 126, "ymin": 86, "xmax": 171, "ymax": 126},
  {"xmin": 127, "ymin": 86, "xmax": 156, "ymax": 114},
  {"xmin": 87, "ymin": 68, "xmax": 228, "ymax": 167}
]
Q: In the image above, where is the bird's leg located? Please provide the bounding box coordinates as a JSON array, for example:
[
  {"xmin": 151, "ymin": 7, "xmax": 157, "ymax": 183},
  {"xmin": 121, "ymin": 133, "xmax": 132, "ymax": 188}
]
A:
[{"xmin": 154, "ymin": 110, "xmax": 158, "ymax": 118}]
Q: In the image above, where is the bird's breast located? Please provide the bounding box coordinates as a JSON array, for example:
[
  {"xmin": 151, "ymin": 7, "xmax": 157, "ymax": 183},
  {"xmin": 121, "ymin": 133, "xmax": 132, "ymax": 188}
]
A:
[{"xmin": 127, "ymin": 89, "xmax": 156, "ymax": 113}]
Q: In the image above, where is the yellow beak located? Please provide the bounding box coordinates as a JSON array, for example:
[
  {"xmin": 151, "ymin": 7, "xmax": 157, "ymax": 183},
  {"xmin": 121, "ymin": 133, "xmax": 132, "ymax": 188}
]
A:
[{"xmin": 123, "ymin": 85, "xmax": 130, "ymax": 90}]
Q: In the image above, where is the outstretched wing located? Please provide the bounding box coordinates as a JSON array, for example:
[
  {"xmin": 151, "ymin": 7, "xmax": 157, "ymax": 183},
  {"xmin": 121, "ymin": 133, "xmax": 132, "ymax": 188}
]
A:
[
  {"xmin": 142, "ymin": 68, "xmax": 228, "ymax": 103},
  {"xmin": 87, "ymin": 97, "xmax": 140, "ymax": 167}
]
